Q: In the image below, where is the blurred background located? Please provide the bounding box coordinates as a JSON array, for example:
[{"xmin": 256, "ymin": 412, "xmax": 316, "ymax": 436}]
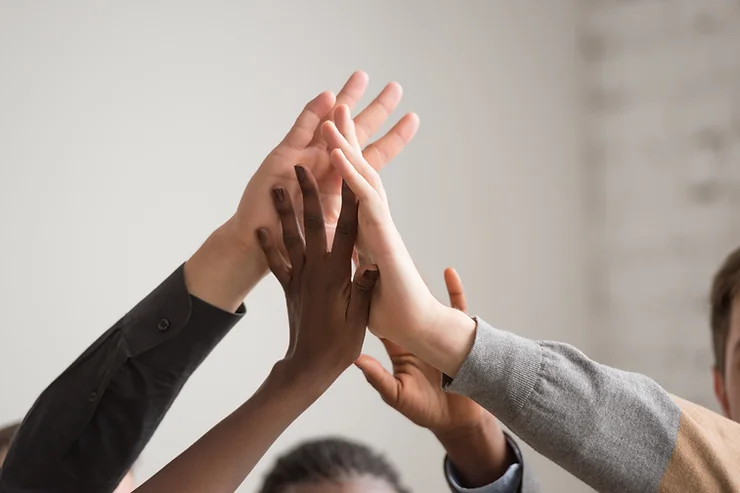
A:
[{"xmin": 1, "ymin": 1, "xmax": 738, "ymax": 491}]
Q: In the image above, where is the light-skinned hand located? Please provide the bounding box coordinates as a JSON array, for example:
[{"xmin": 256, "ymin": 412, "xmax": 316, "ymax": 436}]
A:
[
  {"xmin": 321, "ymin": 105, "xmax": 476, "ymax": 376},
  {"xmin": 185, "ymin": 72, "xmax": 418, "ymax": 312}
]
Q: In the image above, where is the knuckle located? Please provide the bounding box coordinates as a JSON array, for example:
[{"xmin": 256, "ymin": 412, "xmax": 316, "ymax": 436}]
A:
[
  {"xmin": 335, "ymin": 219, "xmax": 356, "ymax": 236},
  {"xmin": 277, "ymin": 203, "xmax": 294, "ymax": 216},
  {"xmin": 304, "ymin": 214, "xmax": 323, "ymax": 232}
]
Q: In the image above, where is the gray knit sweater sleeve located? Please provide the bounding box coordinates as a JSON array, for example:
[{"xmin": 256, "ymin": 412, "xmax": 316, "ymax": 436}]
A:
[{"xmin": 443, "ymin": 318, "xmax": 682, "ymax": 493}]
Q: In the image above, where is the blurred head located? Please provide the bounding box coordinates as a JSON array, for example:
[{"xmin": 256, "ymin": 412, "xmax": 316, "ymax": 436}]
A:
[
  {"xmin": 259, "ymin": 437, "xmax": 409, "ymax": 493},
  {"xmin": 710, "ymin": 247, "xmax": 740, "ymax": 421},
  {"xmin": 0, "ymin": 422, "xmax": 20, "ymax": 465},
  {"xmin": 0, "ymin": 421, "xmax": 136, "ymax": 492}
]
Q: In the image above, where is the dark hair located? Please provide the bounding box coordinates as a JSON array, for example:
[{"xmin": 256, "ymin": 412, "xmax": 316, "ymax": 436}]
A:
[
  {"xmin": 0, "ymin": 421, "xmax": 20, "ymax": 459},
  {"xmin": 710, "ymin": 247, "xmax": 740, "ymax": 375},
  {"xmin": 259, "ymin": 437, "xmax": 409, "ymax": 493}
]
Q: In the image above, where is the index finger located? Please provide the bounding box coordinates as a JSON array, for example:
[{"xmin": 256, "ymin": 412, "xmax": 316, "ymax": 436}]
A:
[
  {"xmin": 281, "ymin": 91, "xmax": 336, "ymax": 150},
  {"xmin": 443, "ymin": 267, "xmax": 467, "ymax": 313}
]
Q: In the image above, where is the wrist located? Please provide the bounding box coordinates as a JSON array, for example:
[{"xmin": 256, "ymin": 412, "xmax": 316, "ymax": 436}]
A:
[
  {"xmin": 184, "ymin": 222, "xmax": 268, "ymax": 312},
  {"xmin": 399, "ymin": 304, "xmax": 477, "ymax": 378},
  {"xmin": 268, "ymin": 359, "xmax": 335, "ymax": 404},
  {"xmin": 432, "ymin": 410, "xmax": 495, "ymax": 445},
  {"xmin": 435, "ymin": 413, "xmax": 515, "ymax": 487}
]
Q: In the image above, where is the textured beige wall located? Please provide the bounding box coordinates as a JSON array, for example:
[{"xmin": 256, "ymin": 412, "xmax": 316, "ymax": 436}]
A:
[{"xmin": 582, "ymin": 0, "xmax": 740, "ymax": 412}]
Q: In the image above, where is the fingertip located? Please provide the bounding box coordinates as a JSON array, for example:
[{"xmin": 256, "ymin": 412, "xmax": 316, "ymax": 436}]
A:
[
  {"xmin": 336, "ymin": 104, "xmax": 351, "ymax": 121},
  {"xmin": 308, "ymin": 91, "xmax": 336, "ymax": 116},
  {"xmin": 386, "ymin": 81, "xmax": 403, "ymax": 97},
  {"xmin": 353, "ymin": 358, "xmax": 371, "ymax": 378},
  {"xmin": 391, "ymin": 112, "xmax": 420, "ymax": 144},
  {"xmin": 362, "ymin": 266, "xmax": 380, "ymax": 282},
  {"xmin": 321, "ymin": 119, "xmax": 337, "ymax": 136},
  {"xmin": 317, "ymin": 90, "xmax": 336, "ymax": 104},
  {"xmin": 444, "ymin": 267, "xmax": 463, "ymax": 287},
  {"xmin": 330, "ymin": 147, "xmax": 345, "ymax": 162},
  {"xmin": 404, "ymin": 112, "xmax": 421, "ymax": 132},
  {"xmin": 353, "ymin": 70, "xmax": 369, "ymax": 82},
  {"xmin": 294, "ymin": 164, "xmax": 307, "ymax": 182}
]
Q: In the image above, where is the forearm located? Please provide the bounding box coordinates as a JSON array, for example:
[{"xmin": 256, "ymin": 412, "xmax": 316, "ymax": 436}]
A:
[
  {"xmin": 134, "ymin": 363, "xmax": 326, "ymax": 493},
  {"xmin": 435, "ymin": 413, "xmax": 515, "ymax": 488},
  {"xmin": 0, "ymin": 264, "xmax": 244, "ymax": 493},
  {"xmin": 184, "ymin": 224, "xmax": 267, "ymax": 313},
  {"xmin": 432, "ymin": 314, "xmax": 740, "ymax": 492}
]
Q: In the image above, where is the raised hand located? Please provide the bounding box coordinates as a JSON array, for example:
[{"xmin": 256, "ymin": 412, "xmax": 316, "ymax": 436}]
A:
[
  {"xmin": 185, "ymin": 72, "xmax": 418, "ymax": 313},
  {"xmin": 354, "ymin": 268, "xmax": 485, "ymax": 433},
  {"xmin": 230, "ymin": 72, "xmax": 419, "ymax": 264},
  {"xmin": 136, "ymin": 167, "xmax": 380, "ymax": 493},
  {"xmin": 355, "ymin": 269, "xmax": 515, "ymax": 487},
  {"xmin": 257, "ymin": 165, "xmax": 380, "ymax": 383},
  {"xmin": 320, "ymin": 105, "xmax": 476, "ymax": 377}
]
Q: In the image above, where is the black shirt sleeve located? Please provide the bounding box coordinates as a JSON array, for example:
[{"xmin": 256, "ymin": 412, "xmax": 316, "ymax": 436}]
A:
[{"xmin": 0, "ymin": 264, "xmax": 244, "ymax": 493}]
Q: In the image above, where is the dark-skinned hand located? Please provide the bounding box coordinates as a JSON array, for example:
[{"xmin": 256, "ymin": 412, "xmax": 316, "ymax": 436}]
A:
[{"xmin": 257, "ymin": 165, "xmax": 379, "ymax": 385}]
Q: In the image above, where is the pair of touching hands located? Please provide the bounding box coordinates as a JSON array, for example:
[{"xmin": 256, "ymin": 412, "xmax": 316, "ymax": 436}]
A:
[
  {"xmin": 142, "ymin": 73, "xmax": 510, "ymax": 493},
  {"xmin": 248, "ymin": 73, "xmax": 510, "ymax": 484}
]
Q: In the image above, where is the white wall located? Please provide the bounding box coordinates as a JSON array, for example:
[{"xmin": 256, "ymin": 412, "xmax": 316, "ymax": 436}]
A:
[
  {"xmin": 0, "ymin": 2, "xmax": 587, "ymax": 491},
  {"xmin": 582, "ymin": 0, "xmax": 740, "ymax": 410}
]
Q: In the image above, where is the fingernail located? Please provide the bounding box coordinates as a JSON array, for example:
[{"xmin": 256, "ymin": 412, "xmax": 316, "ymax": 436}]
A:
[
  {"xmin": 294, "ymin": 165, "xmax": 306, "ymax": 182},
  {"xmin": 271, "ymin": 188, "xmax": 285, "ymax": 203},
  {"xmin": 363, "ymin": 269, "xmax": 379, "ymax": 281}
]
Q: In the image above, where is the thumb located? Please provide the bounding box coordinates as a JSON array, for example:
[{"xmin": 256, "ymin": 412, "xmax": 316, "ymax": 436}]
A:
[
  {"xmin": 347, "ymin": 265, "xmax": 379, "ymax": 326},
  {"xmin": 355, "ymin": 354, "xmax": 399, "ymax": 406}
]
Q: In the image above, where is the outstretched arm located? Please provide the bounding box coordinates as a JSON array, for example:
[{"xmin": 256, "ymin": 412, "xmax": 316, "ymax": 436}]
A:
[
  {"xmin": 356, "ymin": 268, "xmax": 533, "ymax": 492},
  {"xmin": 133, "ymin": 167, "xmax": 379, "ymax": 493},
  {"xmin": 323, "ymin": 103, "xmax": 740, "ymax": 493},
  {"xmin": 0, "ymin": 73, "xmax": 416, "ymax": 493}
]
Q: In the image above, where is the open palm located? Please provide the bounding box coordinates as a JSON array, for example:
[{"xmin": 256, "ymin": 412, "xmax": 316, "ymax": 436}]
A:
[
  {"xmin": 356, "ymin": 268, "xmax": 487, "ymax": 434},
  {"xmin": 228, "ymin": 72, "xmax": 419, "ymax": 259}
]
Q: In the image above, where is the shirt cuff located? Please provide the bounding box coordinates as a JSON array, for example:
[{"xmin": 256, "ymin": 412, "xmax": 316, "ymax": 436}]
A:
[
  {"xmin": 444, "ymin": 434, "xmax": 524, "ymax": 493},
  {"xmin": 121, "ymin": 263, "xmax": 245, "ymax": 357}
]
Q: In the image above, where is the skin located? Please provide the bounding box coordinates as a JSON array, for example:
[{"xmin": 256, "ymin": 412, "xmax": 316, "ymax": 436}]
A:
[
  {"xmin": 134, "ymin": 166, "xmax": 379, "ymax": 492},
  {"xmin": 355, "ymin": 268, "xmax": 515, "ymax": 487},
  {"xmin": 0, "ymin": 73, "xmax": 414, "ymax": 493},
  {"xmin": 713, "ymin": 294, "xmax": 740, "ymax": 421},
  {"xmin": 183, "ymin": 71, "xmax": 418, "ymax": 314},
  {"xmin": 148, "ymin": 72, "xmax": 416, "ymax": 489},
  {"xmin": 322, "ymin": 105, "xmax": 477, "ymax": 378},
  {"xmin": 113, "ymin": 472, "xmax": 136, "ymax": 493}
]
